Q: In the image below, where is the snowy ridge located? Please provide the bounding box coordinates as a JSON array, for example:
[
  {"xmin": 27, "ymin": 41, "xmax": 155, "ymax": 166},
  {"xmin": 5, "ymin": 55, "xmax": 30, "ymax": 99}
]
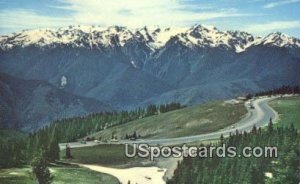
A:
[
  {"xmin": 137, "ymin": 26, "xmax": 188, "ymax": 48},
  {"xmin": 255, "ymin": 32, "xmax": 300, "ymax": 48},
  {"xmin": 0, "ymin": 25, "xmax": 299, "ymax": 52},
  {"xmin": 170, "ymin": 25, "xmax": 259, "ymax": 52}
]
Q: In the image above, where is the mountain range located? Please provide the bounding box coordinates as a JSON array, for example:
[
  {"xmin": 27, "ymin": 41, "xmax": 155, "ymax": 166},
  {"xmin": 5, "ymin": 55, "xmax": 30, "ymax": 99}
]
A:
[{"xmin": 0, "ymin": 24, "xmax": 299, "ymax": 131}]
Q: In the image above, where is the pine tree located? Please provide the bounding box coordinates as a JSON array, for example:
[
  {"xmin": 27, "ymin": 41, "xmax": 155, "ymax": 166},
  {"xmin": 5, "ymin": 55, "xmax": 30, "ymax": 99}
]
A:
[
  {"xmin": 268, "ymin": 118, "xmax": 273, "ymax": 133},
  {"xmin": 252, "ymin": 125, "xmax": 257, "ymax": 134},
  {"xmin": 133, "ymin": 131, "xmax": 137, "ymax": 139},
  {"xmin": 31, "ymin": 150, "xmax": 53, "ymax": 184},
  {"xmin": 220, "ymin": 134, "xmax": 224, "ymax": 144},
  {"xmin": 48, "ymin": 138, "xmax": 59, "ymax": 161}
]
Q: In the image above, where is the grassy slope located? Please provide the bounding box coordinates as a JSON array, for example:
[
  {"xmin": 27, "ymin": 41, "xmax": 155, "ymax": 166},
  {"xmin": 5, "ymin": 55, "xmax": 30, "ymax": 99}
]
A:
[
  {"xmin": 269, "ymin": 96, "xmax": 300, "ymax": 129},
  {"xmin": 0, "ymin": 168, "xmax": 33, "ymax": 184},
  {"xmin": 61, "ymin": 144, "xmax": 147, "ymax": 168},
  {"xmin": 0, "ymin": 166, "xmax": 119, "ymax": 184},
  {"xmin": 51, "ymin": 167, "xmax": 119, "ymax": 184},
  {"xmin": 90, "ymin": 101, "xmax": 247, "ymax": 140}
]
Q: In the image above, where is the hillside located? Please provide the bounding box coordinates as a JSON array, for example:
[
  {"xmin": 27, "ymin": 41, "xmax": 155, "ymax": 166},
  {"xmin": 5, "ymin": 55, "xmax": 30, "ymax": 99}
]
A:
[
  {"xmin": 269, "ymin": 96, "xmax": 300, "ymax": 129},
  {"xmin": 168, "ymin": 97, "xmax": 300, "ymax": 184},
  {"xmin": 0, "ymin": 166, "xmax": 119, "ymax": 184},
  {"xmin": 88, "ymin": 100, "xmax": 247, "ymax": 140},
  {"xmin": 0, "ymin": 73, "xmax": 112, "ymax": 131}
]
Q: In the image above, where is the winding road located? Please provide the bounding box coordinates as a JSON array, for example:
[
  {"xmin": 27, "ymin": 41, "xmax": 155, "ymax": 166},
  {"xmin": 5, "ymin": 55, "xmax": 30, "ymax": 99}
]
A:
[
  {"xmin": 58, "ymin": 96, "xmax": 280, "ymax": 184},
  {"xmin": 133, "ymin": 96, "xmax": 278, "ymax": 145},
  {"xmin": 60, "ymin": 96, "xmax": 278, "ymax": 148}
]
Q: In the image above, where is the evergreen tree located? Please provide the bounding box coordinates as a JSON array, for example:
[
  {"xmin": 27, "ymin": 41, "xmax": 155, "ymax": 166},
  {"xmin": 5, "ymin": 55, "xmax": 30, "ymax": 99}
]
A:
[
  {"xmin": 252, "ymin": 125, "xmax": 257, "ymax": 134},
  {"xmin": 31, "ymin": 150, "xmax": 53, "ymax": 184},
  {"xmin": 167, "ymin": 125, "xmax": 300, "ymax": 184},
  {"xmin": 249, "ymin": 165, "xmax": 264, "ymax": 184},
  {"xmin": 133, "ymin": 131, "xmax": 137, "ymax": 139},
  {"xmin": 220, "ymin": 134, "xmax": 224, "ymax": 144},
  {"xmin": 48, "ymin": 138, "xmax": 60, "ymax": 161},
  {"xmin": 268, "ymin": 118, "xmax": 273, "ymax": 133}
]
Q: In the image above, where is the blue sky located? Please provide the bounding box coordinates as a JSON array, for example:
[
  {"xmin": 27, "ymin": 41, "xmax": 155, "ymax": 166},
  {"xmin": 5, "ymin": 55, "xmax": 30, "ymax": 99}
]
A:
[{"xmin": 0, "ymin": 0, "xmax": 299, "ymax": 37}]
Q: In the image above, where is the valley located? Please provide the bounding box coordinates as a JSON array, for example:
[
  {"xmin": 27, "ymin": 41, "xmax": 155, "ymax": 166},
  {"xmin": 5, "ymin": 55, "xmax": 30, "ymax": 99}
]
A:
[{"xmin": 0, "ymin": 24, "xmax": 299, "ymax": 184}]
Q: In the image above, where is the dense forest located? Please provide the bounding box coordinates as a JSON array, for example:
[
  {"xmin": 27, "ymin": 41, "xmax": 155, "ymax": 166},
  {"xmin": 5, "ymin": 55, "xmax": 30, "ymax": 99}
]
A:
[
  {"xmin": 0, "ymin": 102, "xmax": 183, "ymax": 168},
  {"xmin": 167, "ymin": 122, "xmax": 300, "ymax": 184},
  {"xmin": 254, "ymin": 86, "xmax": 300, "ymax": 97}
]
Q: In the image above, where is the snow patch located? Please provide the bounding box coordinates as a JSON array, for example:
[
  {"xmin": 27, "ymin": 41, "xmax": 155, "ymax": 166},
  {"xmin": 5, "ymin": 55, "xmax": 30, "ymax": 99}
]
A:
[
  {"xmin": 131, "ymin": 60, "xmax": 137, "ymax": 68},
  {"xmin": 0, "ymin": 25, "xmax": 299, "ymax": 52}
]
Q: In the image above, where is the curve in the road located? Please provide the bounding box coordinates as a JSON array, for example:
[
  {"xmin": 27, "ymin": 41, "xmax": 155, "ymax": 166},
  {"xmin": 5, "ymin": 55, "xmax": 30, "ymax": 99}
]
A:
[
  {"xmin": 60, "ymin": 97, "xmax": 278, "ymax": 149},
  {"xmin": 59, "ymin": 97, "xmax": 279, "ymax": 184},
  {"xmin": 129, "ymin": 97, "xmax": 278, "ymax": 145}
]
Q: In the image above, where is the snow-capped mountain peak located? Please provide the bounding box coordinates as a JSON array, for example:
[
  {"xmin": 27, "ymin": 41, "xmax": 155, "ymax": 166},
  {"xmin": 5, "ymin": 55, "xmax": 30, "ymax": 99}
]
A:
[
  {"xmin": 258, "ymin": 32, "xmax": 300, "ymax": 48},
  {"xmin": 172, "ymin": 25, "xmax": 258, "ymax": 52},
  {"xmin": 0, "ymin": 25, "xmax": 299, "ymax": 52},
  {"xmin": 136, "ymin": 26, "xmax": 188, "ymax": 48}
]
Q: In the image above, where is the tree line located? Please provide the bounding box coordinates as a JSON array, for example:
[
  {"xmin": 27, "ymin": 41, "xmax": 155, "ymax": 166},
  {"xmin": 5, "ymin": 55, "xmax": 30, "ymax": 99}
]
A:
[
  {"xmin": 146, "ymin": 102, "xmax": 184, "ymax": 116},
  {"xmin": 167, "ymin": 122, "xmax": 300, "ymax": 184},
  {"xmin": 0, "ymin": 102, "xmax": 183, "ymax": 169},
  {"xmin": 253, "ymin": 85, "xmax": 299, "ymax": 98}
]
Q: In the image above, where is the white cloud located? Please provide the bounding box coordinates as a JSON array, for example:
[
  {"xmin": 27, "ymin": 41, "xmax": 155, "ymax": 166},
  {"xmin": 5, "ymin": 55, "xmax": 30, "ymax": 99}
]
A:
[
  {"xmin": 0, "ymin": 9, "xmax": 71, "ymax": 32},
  {"xmin": 263, "ymin": 0, "xmax": 300, "ymax": 8},
  {"xmin": 0, "ymin": 0, "xmax": 250, "ymax": 33},
  {"xmin": 243, "ymin": 20, "xmax": 300, "ymax": 34},
  {"xmin": 59, "ymin": 0, "xmax": 249, "ymax": 27}
]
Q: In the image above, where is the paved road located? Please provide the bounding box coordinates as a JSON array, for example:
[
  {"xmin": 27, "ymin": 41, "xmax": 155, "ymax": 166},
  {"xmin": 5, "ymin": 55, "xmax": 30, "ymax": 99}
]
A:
[
  {"xmin": 131, "ymin": 96, "xmax": 278, "ymax": 145},
  {"xmin": 59, "ymin": 96, "xmax": 278, "ymax": 149}
]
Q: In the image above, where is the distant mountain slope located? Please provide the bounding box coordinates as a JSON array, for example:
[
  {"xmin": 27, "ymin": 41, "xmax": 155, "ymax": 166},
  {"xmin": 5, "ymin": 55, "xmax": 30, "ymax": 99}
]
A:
[
  {"xmin": 0, "ymin": 73, "xmax": 112, "ymax": 131},
  {"xmin": 0, "ymin": 24, "xmax": 299, "ymax": 111},
  {"xmin": 0, "ymin": 46, "xmax": 173, "ymax": 108}
]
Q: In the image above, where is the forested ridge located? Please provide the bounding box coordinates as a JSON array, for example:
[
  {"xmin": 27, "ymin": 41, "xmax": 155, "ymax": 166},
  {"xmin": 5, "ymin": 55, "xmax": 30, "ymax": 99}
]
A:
[
  {"xmin": 254, "ymin": 86, "xmax": 300, "ymax": 97},
  {"xmin": 0, "ymin": 102, "xmax": 183, "ymax": 168},
  {"xmin": 167, "ymin": 123, "xmax": 300, "ymax": 184}
]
